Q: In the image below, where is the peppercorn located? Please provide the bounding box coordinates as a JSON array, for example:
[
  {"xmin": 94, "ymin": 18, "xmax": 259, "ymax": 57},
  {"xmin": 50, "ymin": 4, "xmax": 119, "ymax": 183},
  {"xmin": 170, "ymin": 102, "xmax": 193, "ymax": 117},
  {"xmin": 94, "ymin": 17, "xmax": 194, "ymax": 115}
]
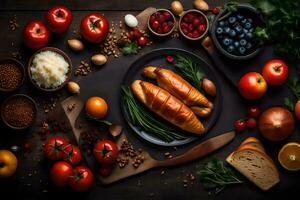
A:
[{"xmin": 0, "ymin": 63, "xmax": 23, "ymax": 90}]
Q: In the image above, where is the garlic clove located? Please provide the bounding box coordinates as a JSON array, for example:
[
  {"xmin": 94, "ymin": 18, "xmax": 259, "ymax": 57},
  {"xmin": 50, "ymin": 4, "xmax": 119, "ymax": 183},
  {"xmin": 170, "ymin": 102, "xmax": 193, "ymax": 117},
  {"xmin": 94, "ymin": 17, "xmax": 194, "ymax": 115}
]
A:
[
  {"xmin": 67, "ymin": 81, "xmax": 80, "ymax": 94},
  {"xmin": 91, "ymin": 54, "xmax": 107, "ymax": 66},
  {"xmin": 194, "ymin": 0, "xmax": 209, "ymax": 11},
  {"xmin": 67, "ymin": 39, "xmax": 84, "ymax": 51},
  {"xmin": 170, "ymin": 1, "xmax": 184, "ymax": 16},
  {"xmin": 124, "ymin": 14, "xmax": 138, "ymax": 28}
]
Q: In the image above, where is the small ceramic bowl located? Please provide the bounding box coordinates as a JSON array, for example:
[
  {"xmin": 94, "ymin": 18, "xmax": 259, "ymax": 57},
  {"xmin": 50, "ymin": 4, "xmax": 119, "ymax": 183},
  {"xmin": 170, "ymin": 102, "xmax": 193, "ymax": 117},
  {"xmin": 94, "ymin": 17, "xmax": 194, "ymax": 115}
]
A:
[
  {"xmin": 1, "ymin": 94, "xmax": 37, "ymax": 130},
  {"xmin": 179, "ymin": 9, "xmax": 209, "ymax": 41},
  {"xmin": 28, "ymin": 47, "xmax": 72, "ymax": 92},
  {"xmin": 0, "ymin": 58, "xmax": 25, "ymax": 92},
  {"xmin": 211, "ymin": 4, "xmax": 263, "ymax": 60},
  {"xmin": 148, "ymin": 9, "xmax": 176, "ymax": 37}
]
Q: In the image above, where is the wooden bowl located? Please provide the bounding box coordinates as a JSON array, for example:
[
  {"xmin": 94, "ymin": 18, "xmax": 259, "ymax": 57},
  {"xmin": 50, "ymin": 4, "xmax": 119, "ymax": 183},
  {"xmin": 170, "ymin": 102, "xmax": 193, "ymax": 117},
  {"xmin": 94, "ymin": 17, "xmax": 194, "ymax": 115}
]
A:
[
  {"xmin": 179, "ymin": 9, "xmax": 209, "ymax": 41},
  {"xmin": 147, "ymin": 9, "xmax": 176, "ymax": 37},
  {"xmin": 0, "ymin": 58, "xmax": 25, "ymax": 92},
  {"xmin": 28, "ymin": 47, "xmax": 72, "ymax": 92},
  {"xmin": 1, "ymin": 94, "xmax": 37, "ymax": 130}
]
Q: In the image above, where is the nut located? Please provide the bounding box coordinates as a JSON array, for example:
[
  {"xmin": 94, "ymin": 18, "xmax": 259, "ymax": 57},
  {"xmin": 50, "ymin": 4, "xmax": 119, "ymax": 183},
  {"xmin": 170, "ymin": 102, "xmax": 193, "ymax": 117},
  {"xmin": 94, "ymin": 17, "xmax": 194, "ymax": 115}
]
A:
[
  {"xmin": 67, "ymin": 39, "xmax": 84, "ymax": 51},
  {"xmin": 91, "ymin": 54, "xmax": 107, "ymax": 66},
  {"xmin": 194, "ymin": 0, "xmax": 209, "ymax": 11},
  {"xmin": 67, "ymin": 81, "xmax": 80, "ymax": 94}
]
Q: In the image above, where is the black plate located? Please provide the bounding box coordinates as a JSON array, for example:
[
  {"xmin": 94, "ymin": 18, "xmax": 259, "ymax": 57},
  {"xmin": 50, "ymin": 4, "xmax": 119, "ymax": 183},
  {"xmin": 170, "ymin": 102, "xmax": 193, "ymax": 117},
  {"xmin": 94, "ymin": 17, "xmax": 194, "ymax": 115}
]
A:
[{"xmin": 120, "ymin": 48, "xmax": 222, "ymax": 146}]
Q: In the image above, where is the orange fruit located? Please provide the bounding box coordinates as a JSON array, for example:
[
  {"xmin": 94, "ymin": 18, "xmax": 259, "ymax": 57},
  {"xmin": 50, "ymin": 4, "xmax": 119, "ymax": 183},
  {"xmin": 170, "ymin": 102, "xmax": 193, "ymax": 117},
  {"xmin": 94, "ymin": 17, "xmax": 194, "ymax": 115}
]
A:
[
  {"xmin": 278, "ymin": 142, "xmax": 300, "ymax": 171},
  {"xmin": 85, "ymin": 96, "xmax": 108, "ymax": 119},
  {"xmin": 295, "ymin": 99, "xmax": 300, "ymax": 120}
]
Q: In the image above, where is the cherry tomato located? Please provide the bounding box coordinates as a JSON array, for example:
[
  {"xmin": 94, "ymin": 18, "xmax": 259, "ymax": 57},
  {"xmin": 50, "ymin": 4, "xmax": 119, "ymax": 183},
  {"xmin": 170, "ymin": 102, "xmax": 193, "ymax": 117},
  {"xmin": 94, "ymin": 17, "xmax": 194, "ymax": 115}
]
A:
[
  {"xmin": 23, "ymin": 20, "xmax": 50, "ymax": 49},
  {"xmin": 98, "ymin": 165, "xmax": 112, "ymax": 177},
  {"xmin": 80, "ymin": 13, "xmax": 109, "ymax": 43},
  {"xmin": 69, "ymin": 166, "xmax": 94, "ymax": 192},
  {"xmin": 44, "ymin": 136, "xmax": 69, "ymax": 160},
  {"xmin": 62, "ymin": 144, "xmax": 82, "ymax": 166},
  {"xmin": 93, "ymin": 140, "xmax": 119, "ymax": 165},
  {"xmin": 133, "ymin": 28, "xmax": 142, "ymax": 39},
  {"xmin": 152, "ymin": 21, "xmax": 159, "ymax": 29},
  {"xmin": 247, "ymin": 106, "xmax": 261, "ymax": 118},
  {"xmin": 246, "ymin": 118, "xmax": 257, "ymax": 128},
  {"xmin": 166, "ymin": 55, "xmax": 174, "ymax": 63},
  {"xmin": 234, "ymin": 119, "xmax": 247, "ymax": 132},
  {"xmin": 137, "ymin": 36, "xmax": 148, "ymax": 46},
  {"xmin": 50, "ymin": 161, "xmax": 73, "ymax": 186},
  {"xmin": 212, "ymin": 7, "xmax": 220, "ymax": 15},
  {"xmin": 45, "ymin": 5, "xmax": 72, "ymax": 33}
]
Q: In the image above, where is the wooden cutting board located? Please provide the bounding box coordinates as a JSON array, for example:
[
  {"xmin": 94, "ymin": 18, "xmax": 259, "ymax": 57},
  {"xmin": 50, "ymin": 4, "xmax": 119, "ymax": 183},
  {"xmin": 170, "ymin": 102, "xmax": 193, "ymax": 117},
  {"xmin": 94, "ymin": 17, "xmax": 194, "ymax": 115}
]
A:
[{"xmin": 61, "ymin": 95, "xmax": 235, "ymax": 185}]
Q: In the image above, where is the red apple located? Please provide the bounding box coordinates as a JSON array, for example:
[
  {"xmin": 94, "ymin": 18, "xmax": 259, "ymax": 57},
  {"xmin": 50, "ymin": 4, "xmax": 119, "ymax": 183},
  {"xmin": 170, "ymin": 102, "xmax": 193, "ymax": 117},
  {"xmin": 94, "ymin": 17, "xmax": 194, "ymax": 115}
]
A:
[
  {"xmin": 238, "ymin": 72, "xmax": 267, "ymax": 100},
  {"xmin": 262, "ymin": 59, "xmax": 288, "ymax": 86}
]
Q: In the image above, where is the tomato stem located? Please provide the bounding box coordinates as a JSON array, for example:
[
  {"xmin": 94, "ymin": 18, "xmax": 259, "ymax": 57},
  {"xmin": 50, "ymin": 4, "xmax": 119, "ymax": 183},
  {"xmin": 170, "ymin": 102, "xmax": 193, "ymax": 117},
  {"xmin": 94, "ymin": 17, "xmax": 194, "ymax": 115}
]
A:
[
  {"xmin": 56, "ymin": 9, "xmax": 63, "ymax": 18},
  {"xmin": 0, "ymin": 161, "xmax": 5, "ymax": 168}
]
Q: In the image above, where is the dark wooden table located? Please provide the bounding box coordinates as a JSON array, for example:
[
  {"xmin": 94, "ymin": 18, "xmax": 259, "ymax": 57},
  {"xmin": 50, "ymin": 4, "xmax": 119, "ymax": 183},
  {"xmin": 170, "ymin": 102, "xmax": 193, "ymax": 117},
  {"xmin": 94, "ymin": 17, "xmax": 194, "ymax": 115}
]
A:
[{"xmin": 1, "ymin": 1, "xmax": 299, "ymax": 200}]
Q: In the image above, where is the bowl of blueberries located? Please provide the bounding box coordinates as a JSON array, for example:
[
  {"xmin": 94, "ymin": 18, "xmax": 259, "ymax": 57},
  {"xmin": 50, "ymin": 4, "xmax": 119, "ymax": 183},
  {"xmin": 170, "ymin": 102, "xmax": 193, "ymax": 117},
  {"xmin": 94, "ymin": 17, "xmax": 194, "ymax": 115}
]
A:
[{"xmin": 211, "ymin": 4, "xmax": 263, "ymax": 60}]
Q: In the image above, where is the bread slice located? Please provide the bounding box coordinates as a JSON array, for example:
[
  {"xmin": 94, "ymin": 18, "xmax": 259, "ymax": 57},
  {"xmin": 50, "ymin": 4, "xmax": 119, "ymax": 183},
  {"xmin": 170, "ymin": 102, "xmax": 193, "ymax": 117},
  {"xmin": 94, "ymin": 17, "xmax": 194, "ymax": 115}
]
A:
[
  {"xmin": 238, "ymin": 143, "xmax": 265, "ymax": 153},
  {"xmin": 240, "ymin": 137, "xmax": 261, "ymax": 146},
  {"xmin": 226, "ymin": 148, "xmax": 280, "ymax": 191}
]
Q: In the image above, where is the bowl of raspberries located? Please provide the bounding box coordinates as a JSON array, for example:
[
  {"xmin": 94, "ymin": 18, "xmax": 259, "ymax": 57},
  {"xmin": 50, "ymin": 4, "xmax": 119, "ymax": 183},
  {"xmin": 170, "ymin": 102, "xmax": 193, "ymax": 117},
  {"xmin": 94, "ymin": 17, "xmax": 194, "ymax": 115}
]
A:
[{"xmin": 148, "ymin": 9, "xmax": 176, "ymax": 37}]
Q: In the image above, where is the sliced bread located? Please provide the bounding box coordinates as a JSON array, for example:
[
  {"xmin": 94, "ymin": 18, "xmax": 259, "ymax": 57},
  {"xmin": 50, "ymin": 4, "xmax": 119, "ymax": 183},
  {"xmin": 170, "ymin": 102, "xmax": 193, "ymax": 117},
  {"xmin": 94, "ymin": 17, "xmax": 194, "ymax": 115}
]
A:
[
  {"xmin": 237, "ymin": 142, "xmax": 266, "ymax": 153},
  {"xmin": 226, "ymin": 148, "xmax": 280, "ymax": 191},
  {"xmin": 240, "ymin": 137, "xmax": 262, "ymax": 146}
]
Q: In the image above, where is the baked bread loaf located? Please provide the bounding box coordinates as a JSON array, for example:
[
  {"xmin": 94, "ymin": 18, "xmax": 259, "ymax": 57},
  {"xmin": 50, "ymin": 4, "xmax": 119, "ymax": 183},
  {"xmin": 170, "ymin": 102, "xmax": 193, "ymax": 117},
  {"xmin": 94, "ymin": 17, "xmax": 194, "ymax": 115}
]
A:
[
  {"xmin": 143, "ymin": 67, "xmax": 213, "ymax": 117},
  {"xmin": 226, "ymin": 137, "xmax": 280, "ymax": 191},
  {"xmin": 131, "ymin": 80, "xmax": 205, "ymax": 134}
]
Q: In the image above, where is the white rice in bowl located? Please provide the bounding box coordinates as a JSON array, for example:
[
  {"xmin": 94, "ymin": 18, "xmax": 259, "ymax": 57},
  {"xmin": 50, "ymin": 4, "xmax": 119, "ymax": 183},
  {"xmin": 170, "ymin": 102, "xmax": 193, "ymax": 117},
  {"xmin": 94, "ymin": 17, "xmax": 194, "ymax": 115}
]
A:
[{"xmin": 30, "ymin": 50, "xmax": 69, "ymax": 89}]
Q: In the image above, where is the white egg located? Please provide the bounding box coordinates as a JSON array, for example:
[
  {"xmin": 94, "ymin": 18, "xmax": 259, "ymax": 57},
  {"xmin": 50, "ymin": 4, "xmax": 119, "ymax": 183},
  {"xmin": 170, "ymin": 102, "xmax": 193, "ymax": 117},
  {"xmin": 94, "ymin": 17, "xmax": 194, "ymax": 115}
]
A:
[{"xmin": 124, "ymin": 14, "xmax": 138, "ymax": 28}]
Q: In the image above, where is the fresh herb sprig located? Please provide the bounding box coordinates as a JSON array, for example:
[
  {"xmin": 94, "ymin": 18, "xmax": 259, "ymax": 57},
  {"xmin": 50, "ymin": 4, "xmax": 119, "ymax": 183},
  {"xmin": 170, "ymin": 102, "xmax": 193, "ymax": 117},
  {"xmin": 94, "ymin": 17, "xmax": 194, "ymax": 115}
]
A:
[
  {"xmin": 197, "ymin": 158, "xmax": 243, "ymax": 194},
  {"xmin": 284, "ymin": 77, "xmax": 300, "ymax": 111},
  {"xmin": 122, "ymin": 86, "xmax": 187, "ymax": 142},
  {"xmin": 174, "ymin": 54, "xmax": 205, "ymax": 90},
  {"xmin": 251, "ymin": 0, "xmax": 300, "ymax": 65},
  {"xmin": 122, "ymin": 41, "xmax": 139, "ymax": 55}
]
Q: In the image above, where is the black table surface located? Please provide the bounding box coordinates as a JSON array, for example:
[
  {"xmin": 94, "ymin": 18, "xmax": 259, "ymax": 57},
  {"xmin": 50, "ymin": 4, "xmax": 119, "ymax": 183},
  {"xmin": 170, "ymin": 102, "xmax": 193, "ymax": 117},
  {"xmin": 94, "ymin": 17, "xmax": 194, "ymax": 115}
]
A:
[{"xmin": 1, "ymin": 0, "xmax": 300, "ymax": 200}]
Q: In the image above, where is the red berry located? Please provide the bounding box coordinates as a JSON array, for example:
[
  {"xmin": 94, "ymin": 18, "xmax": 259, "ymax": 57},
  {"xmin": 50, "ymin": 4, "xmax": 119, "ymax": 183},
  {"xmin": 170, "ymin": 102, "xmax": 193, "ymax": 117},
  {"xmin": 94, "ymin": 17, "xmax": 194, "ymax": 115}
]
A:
[
  {"xmin": 180, "ymin": 22, "xmax": 188, "ymax": 30},
  {"xmin": 187, "ymin": 32, "xmax": 193, "ymax": 38},
  {"xmin": 246, "ymin": 118, "xmax": 257, "ymax": 128},
  {"xmin": 127, "ymin": 31, "xmax": 135, "ymax": 40},
  {"xmin": 157, "ymin": 14, "xmax": 165, "ymax": 23},
  {"xmin": 163, "ymin": 25, "xmax": 171, "ymax": 33},
  {"xmin": 149, "ymin": 15, "xmax": 156, "ymax": 24},
  {"xmin": 199, "ymin": 16, "xmax": 206, "ymax": 24},
  {"xmin": 188, "ymin": 24, "xmax": 194, "ymax": 32},
  {"xmin": 166, "ymin": 55, "xmax": 174, "ymax": 63},
  {"xmin": 133, "ymin": 28, "xmax": 142, "ymax": 39},
  {"xmin": 234, "ymin": 119, "xmax": 247, "ymax": 132},
  {"xmin": 152, "ymin": 21, "xmax": 159, "ymax": 30},
  {"xmin": 183, "ymin": 16, "xmax": 190, "ymax": 23},
  {"xmin": 212, "ymin": 7, "xmax": 220, "ymax": 15},
  {"xmin": 192, "ymin": 18, "xmax": 201, "ymax": 27},
  {"xmin": 138, "ymin": 36, "xmax": 148, "ymax": 46},
  {"xmin": 247, "ymin": 106, "xmax": 261, "ymax": 118},
  {"xmin": 192, "ymin": 30, "xmax": 200, "ymax": 38},
  {"xmin": 98, "ymin": 165, "xmax": 112, "ymax": 177},
  {"xmin": 198, "ymin": 24, "xmax": 206, "ymax": 33},
  {"xmin": 163, "ymin": 11, "xmax": 171, "ymax": 21},
  {"xmin": 157, "ymin": 27, "xmax": 163, "ymax": 34},
  {"xmin": 182, "ymin": 28, "xmax": 189, "ymax": 35}
]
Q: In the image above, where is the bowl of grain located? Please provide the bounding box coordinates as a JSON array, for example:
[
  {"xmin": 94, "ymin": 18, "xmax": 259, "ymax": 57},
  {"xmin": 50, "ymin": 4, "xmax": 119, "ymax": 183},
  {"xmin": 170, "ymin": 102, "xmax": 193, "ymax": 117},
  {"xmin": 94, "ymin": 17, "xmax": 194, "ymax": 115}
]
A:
[
  {"xmin": 0, "ymin": 58, "xmax": 25, "ymax": 92},
  {"xmin": 1, "ymin": 94, "xmax": 37, "ymax": 130},
  {"xmin": 28, "ymin": 47, "xmax": 72, "ymax": 92}
]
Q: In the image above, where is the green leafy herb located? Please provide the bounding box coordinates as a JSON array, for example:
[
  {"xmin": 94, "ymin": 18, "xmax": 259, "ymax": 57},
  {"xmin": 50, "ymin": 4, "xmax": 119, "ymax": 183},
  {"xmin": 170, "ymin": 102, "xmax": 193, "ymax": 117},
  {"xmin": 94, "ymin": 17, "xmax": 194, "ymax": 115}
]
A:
[
  {"xmin": 174, "ymin": 54, "xmax": 205, "ymax": 90},
  {"xmin": 251, "ymin": 0, "xmax": 300, "ymax": 64},
  {"xmin": 122, "ymin": 86, "xmax": 187, "ymax": 142},
  {"xmin": 288, "ymin": 77, "xmax": 300, "ymax": 99},
  {"xmin": 85, "ymin": 115, "xmax": 112, "ymax": 126},
  {"xmin": 218, "ymin": 2, "xmax": 239, "ymax": 21},
  {"xmin": 122, "ymin": 41, "xmax": 139, "ymax": 55},
  {"xmin": 197, "ymin": 158, "xmax": 243, "ymax": 194},
  {"xmin": 284, "ymin": 97, "xmax": 295, "ymax": 111}
]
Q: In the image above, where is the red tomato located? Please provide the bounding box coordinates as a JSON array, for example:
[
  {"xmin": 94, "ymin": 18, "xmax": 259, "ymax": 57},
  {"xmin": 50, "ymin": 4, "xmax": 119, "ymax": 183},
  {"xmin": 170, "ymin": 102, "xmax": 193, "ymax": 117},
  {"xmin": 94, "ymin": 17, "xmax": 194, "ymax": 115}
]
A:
[
  {"xmin": 247, "ymin": 106, "xmax": 261, "ymax": 118},
  {"xmin": 62, "ymin": 144, "xmax": 82, "ymax": 166},
  {"xmin": 234, "ymin": 119, "xmax": 246, "ymax": 132},
  {"xmin": 23, "ymin": 20, "xmax": 50, "ymax": 49},
  {"xmin": 50, "ymin": 161, "xmax": 73, "ymax": 186},
  {"xmin": 93, "ymin": 140, "xmax": 118, "ymax": 165},
  {"xmin": 238, "ymin": 72, "xmax": 267, "ymax": 100},
  {"xmin": 69, "ymin": 166, "xmax": 94, "ymax": 192},
  {"xmin": 262, "ymin": 59, "xmax": 288, "ymax": 86},
  {"xmin": 138, "ymin": 36, "xmax": 148, "ymax": 46},
  {"xmin": 80, "ymin": 13, "xmax": 109, "ymax": 43},
  {"xmin": 45, "ymin": 5, "xmax": 72, "ymax": 33},
  {"xmin": 98, "ymin": 165, "xmax": 112, "ymax": 177},
  {"xmin": 246, "ymin": 118, "xmax": 257, "ymax": 128},
  {"xmin": 44, "ymin": 136, "xmax": 69, "ymax": 160}
]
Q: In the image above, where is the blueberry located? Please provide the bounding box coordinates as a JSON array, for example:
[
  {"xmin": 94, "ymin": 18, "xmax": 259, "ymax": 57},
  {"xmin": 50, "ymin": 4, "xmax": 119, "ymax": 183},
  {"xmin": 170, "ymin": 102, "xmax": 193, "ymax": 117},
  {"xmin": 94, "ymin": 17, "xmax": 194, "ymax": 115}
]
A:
[
  {"xmin": 241, "ymin": 18, "xmax": 247, "ymax": 24},
  {"xmin": 216, "ymin": 27, "xmax": 223, "ymax": 34},
  {"xmin": 229, "ymin": 29, "xmax": 236, "ymax": 37},
  {"xmin": 237, "ymin": 14, "xmax": 244, "ymax": 20},
  {"xmin": 223, "ymin": 38, "xmax": 231, "ymax": 46},
  {"xmin": 246, "ymin": 42, "xmax": 252, "ymax": 49},
  {"xmin": 240, "ymin": 39, "xmax": 247, "ymax": 46},
  {"xmin": 239, "ymin": 47, "xmax": 246, "ymax": 54},
  {"xmin": 247, "ymin": 18, "xmax": 253, "ymax": 24},
  {"xmin": 238, "ymin": 33, "xmax": 245, "ymax": 39},
  {"xmin": 235, "ymin": 25, "xmax": 243, "ymax": 33},
  {"xmin": 218, "ymin": 21, "xmax": 225, "ymax": 27},
  {"xmin": 224, "ymin": 27, "xmax": 231, "ymax": 34},
  {"xmin": 227, "ymin": 45, "xmax": 235, "ymax": 53},
  {"xmin": 243, "ymin": 29, "xmax": 249, "ymax": 34},
  {"xmin": 229, "ymin": 17, "xmax": 236, "ymax": 24},
  {"xmin": 234, "ymin": 41, "xmax": 240, "ymax": 48},
  {"xmin": 244, "ymin": 22, "xmax": 252, "ymax": 29},
  {"xmin": 249, "ymin": 28, "xmax": 254, "ymax": 33},
  {"xmin": 246, "ymin": 32, "xmax": 253, "ymax": 39}
]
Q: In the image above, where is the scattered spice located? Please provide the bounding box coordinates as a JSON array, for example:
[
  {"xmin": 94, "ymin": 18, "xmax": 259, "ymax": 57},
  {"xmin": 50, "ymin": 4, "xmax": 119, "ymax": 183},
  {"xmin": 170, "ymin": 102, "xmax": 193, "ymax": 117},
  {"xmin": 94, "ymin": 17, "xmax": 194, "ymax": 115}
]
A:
[
  {"xmin": 2, "ymin": 95, "xmax": 36, "ymax": 128},
  {"xmin": 80, "ymin": 129, "xmax": 102, "ymax": 153},
  {"xmin": 117, "ymin": 139, "xmax": 145, "ymax": 168},
  {"xmin": 74, "ymin": 60, "xmax": 91, "ymax": 76},
  {"xmin": 100, "ymin": 21, "xmax": 122, "ymax": 58},
  {"xmin": 0, "ymin": 62, "xmax": 23, "ymax": 90},
  {"xmin": 9, "ymin": 15, "xmax": 19, "ymax": 31},
  {"xmin": 42, "ymin": 94, "xmax": 61, "ymax": 113},
  {"xmin": 67, "ymin": 103, "xmax": 76, "ymax": 112},
  {"xmin": 11, "ymin": 51, "xmax": 22, "ymax": 60}
]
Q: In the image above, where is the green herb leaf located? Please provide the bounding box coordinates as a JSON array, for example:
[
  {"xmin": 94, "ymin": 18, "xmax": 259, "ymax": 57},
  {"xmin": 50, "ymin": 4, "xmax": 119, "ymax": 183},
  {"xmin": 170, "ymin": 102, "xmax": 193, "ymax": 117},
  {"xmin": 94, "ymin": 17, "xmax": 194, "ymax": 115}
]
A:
[
  {"xmin": 197, "ymin": 158, "xmax": 243, "ymax": 194},
  {"xmin": 122, "ymin": 41, "xmax": 139, "ymax": 55},
  {"xmin": 284, "ymin": 97, "xmax": 295, "ymax": 111}
]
